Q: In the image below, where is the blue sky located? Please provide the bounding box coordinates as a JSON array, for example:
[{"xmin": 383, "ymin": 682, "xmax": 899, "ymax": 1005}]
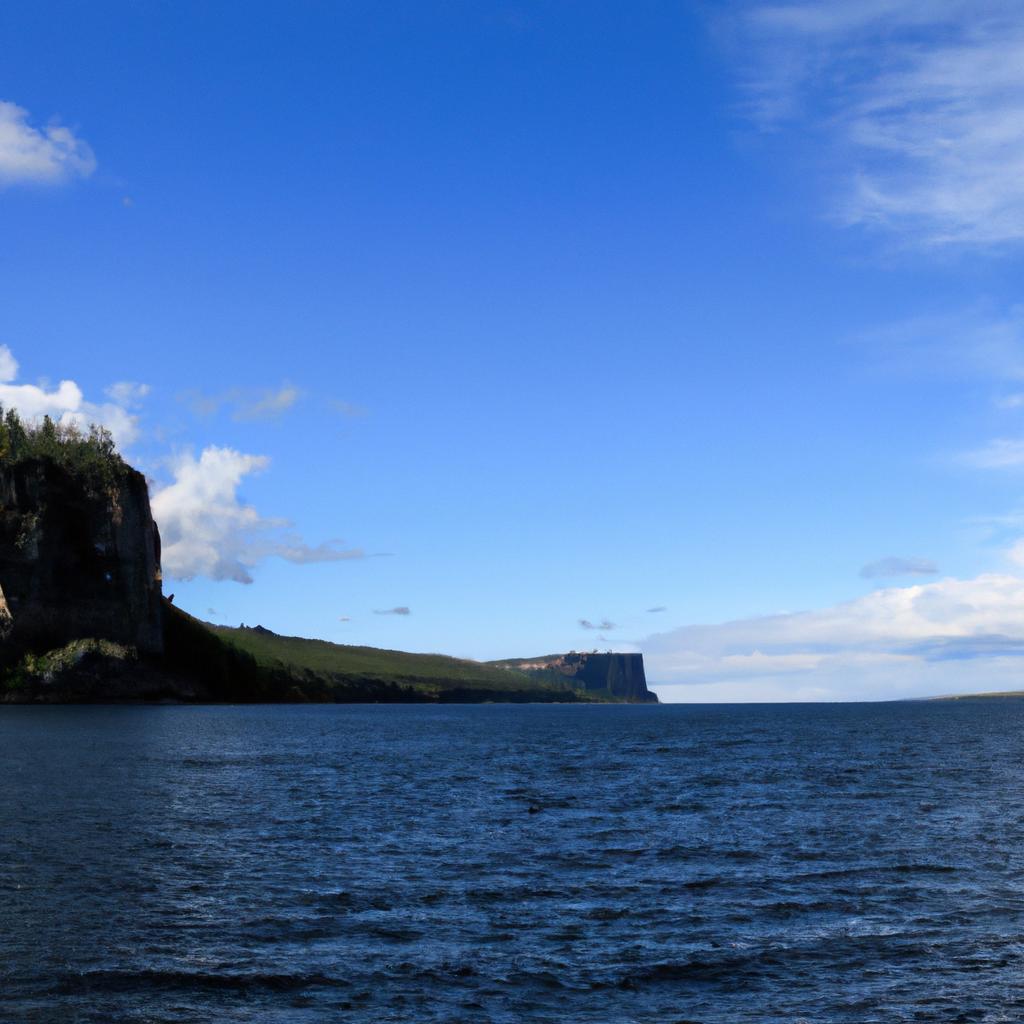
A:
[{"xmin": 5, "ymin": 1, "xmax": 1024, "ymax": 700}]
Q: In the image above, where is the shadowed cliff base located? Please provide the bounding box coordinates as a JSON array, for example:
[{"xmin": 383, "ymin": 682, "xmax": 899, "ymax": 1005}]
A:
[{"xmin": 2, "ymin": 603, "xmax": 652, "ymax": 704}]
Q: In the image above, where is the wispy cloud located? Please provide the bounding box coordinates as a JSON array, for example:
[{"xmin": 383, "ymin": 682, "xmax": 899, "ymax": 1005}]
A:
[
  {"xmin": 961, "ymin": 438, "xmax": 1024, "ymax": 469},
  {"xmin": 0, "ymin": 100, "xmax": 95, "ymax": 186},
  {"xmin": 374, "ymin": 607, "xmax": 410, "ymax": 616},
  {"xmin": 151, "ymin": 447, "xmax": 364, "ymax": 584},
  {"xmin": 737, "ymin": 1, "xmax": 1024, "ymax": 245},
  {"xmin": 234, "ymin": 385, "xmax": 301, "ymax": 421},
  {"xmin": 579, "ymin": 618, "xmax": 616, "ymax": 631},
  {"xmin": 330, "ymin": 399, "xmax": 367, "ymax": 418},
  {"xmin": 646, "ymin": 606, "xmax": 667, "ymax": 613},
  {"xmin": 105, "ymin": 381, "xmax": 151, "ymax": 408},
  {"xmin": 181, "ymin": 384, "xmax": 302, "ymax": 422},
  {"xmin": 858, "ymin": 306, "xmax": 1024, "ymax": 381},
  {"xmin": 860, "ymin": 556, "xmax": 939, "ymax": 579},
  {"xmin": 854, "ymin": 306, "xmax": 1024, "ymax": 465},
  {"xmin": 644, "ymin": 571, "xmax": 1024, "ymax": 700}
]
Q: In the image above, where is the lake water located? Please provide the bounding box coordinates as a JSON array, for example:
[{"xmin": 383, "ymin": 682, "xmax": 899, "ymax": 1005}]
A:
[{"xmin": 3, "ymin": 701, "xmax": 1024, "ymax": 1022}]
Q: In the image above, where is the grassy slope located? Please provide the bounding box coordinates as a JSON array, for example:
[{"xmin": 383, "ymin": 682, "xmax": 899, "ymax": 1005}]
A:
[
  {"xmin": 203, "ymin": 619, "xmax": 577, "ymax": 699},
  {"xmin": 3, "ymin": 604, "xmax": 603, "ymax": 703},
  {"xmin": 209, "ymin": 623, "xmax": 537, "ymax": 687}
]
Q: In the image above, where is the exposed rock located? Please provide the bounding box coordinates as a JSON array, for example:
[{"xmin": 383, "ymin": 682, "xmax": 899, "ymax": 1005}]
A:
[
  {"xmin": 0, "ymin": 457, "xmax": 163, "ymax": 665},
  {"xmin": 0, "ymin": 584, "xmax": 12, "ymax": 641},
  {"xmin": 0, "ymin": 637, "xmax": 205, "ymax": 704}
]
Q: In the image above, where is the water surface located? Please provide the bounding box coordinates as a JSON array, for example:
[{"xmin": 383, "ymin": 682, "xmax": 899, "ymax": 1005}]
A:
[{"xmin": 2, "ymin": 701, "xmax": 1023, "ymax": 1022}]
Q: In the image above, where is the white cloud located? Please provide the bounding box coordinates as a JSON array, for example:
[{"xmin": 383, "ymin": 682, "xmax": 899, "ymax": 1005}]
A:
[
  {"xmin": 151, "ymin": 446, "xmax": 364, "ymax": 584},
  {"xmin": 0, "ymin": 346, "xmax": 18, "ymax": 383},
  {"xmin": 0, "ymin": 345, "xmax": 142, "ymax": 449},
  {"xmin": 738, "ymin": 1, "xmax": 1024, "ymax": 245},
  {"xmin": 643, "ymin": 572, "xmax": 1024, "ymax": 701},
  {"xmin": 0, "ymin": 100, "xmax": 96, "ymax": 186},
  {"xmin": 152, "ymin": 448, "xmax": 270, "ymax": 584}
]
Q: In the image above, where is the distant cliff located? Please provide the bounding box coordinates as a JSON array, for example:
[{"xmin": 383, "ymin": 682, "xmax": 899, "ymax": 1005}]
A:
[{"xmin": 490, "ymin": 651, "xmax": 658, "ymax": 703}]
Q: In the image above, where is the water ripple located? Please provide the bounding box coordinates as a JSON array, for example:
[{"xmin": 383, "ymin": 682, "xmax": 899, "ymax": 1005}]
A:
[{"xmin": 3, "ymin": 701, "xmax": 1024, "ymax": 1022}]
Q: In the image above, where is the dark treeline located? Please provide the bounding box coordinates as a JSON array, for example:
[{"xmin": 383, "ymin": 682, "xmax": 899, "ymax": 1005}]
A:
[{"xmin": 0, "ymin": 407, "xmax": 125, "ymax": 488}]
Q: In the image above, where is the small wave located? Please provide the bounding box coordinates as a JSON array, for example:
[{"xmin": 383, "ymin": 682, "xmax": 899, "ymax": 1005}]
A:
[
  {"xmin": 55, "ymin": 968, "xmax": 347, "ymax": 995},
  {"xmin": 681, "ymin": 876, "xmax": 724, "ymax": 890}
]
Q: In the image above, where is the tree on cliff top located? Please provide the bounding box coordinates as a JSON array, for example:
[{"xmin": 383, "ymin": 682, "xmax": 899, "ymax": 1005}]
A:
[{"xmin": 0, "ymin": 407, "xmax": 126, "ymax": 487}]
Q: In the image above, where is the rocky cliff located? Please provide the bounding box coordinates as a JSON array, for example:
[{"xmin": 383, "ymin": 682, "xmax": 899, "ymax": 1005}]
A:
[
  {"xmin": 0, "ymin": 457, "xmax": 163, "ymax": 664},
  {"xmin": 490, "ymin": 651, "xmax": 658, "ymax": 702}
]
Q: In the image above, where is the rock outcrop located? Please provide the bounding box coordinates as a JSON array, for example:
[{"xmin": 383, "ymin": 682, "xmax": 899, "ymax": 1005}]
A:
[
  {"xmin": 492, "ymin": 651, "xmax": 658, "ymax": 702},
  {"xmin": 0, "ymin": 457, "xmax": 163, "ymax": 664}
]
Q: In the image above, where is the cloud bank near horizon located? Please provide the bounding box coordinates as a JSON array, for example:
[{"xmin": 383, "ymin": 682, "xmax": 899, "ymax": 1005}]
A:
[{"xmin": 643, "ymin": 572, "xmax": 1024, "ymax": 702}]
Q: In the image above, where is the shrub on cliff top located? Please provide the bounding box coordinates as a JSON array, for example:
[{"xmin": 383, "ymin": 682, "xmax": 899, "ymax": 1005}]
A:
[{"xmin": 0, "ymin": 407, "xmax": 126, "ymax": 488}]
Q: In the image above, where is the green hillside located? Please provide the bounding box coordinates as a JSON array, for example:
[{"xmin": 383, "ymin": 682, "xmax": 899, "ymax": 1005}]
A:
[
  {"xmin": 187, "ymin": 617, "xmax": 590, "ymax": 702},
  {"xmin": 209, "ymin": 622, "xmax": 546, "ymax": 692},
  {"xmin": 4, "ymin": 603, "xmax": 613, "ymax": 704}
]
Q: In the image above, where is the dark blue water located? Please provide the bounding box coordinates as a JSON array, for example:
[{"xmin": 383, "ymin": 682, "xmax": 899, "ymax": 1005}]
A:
[{"xmin": 2, "ymin": 702, "xmax": 1024, "ymax": 1022}]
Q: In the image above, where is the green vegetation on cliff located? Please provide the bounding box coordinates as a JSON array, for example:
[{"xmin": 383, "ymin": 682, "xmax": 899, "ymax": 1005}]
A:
[{"xmin": 0, "ymin": 409, "xmax": 126, "ymax": 491}]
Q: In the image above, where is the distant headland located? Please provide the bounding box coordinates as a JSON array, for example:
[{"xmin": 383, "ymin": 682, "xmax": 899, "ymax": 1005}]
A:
[{"xmin": 0, "ymin": 411, "xmax": 657, "ymax": 704}]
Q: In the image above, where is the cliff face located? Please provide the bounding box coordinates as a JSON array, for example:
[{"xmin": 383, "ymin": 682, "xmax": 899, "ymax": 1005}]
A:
[
  {"xmin": 496, "ymin": 651, "xmax": 658, "ymax": 702},
  {"xmin": 0, "ymin": 458, "xmax": 163, "ymax": 662},
  {"xmin": 568, "ymin": 652, "xmax": 654, "ymax": 702}
]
